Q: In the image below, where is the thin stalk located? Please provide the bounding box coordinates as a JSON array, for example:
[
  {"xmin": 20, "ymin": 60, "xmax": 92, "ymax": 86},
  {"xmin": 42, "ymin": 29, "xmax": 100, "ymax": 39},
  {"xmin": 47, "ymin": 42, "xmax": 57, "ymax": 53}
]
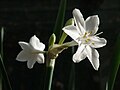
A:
[
  {"xmin": 1, "ymin": 27, "xmax": 4, "ymax": 58},
  {"xmin": 0, "ymin": 69, "xmax": 2, "ymax": 90},
  {"xmin": 0, "ymin": 55, "xmax": 12, "ymax": 90},
  {"xmin": 0, "ymin": 28, "xmax": 12, "ymax": 90},
  {"xmin": 44, "ymin": 58, "xmax": 55, "ymax": 90},
  {"xmin": 68, "ymin": 62, "xmax": 75, "ymax": 90},
  {"xmin": 58, "ymin": 32, "xmax": 67, "ymax": 44},
  {"xmin": 0, "ymin": 27, "xmax": 4, "ymax": 90},
  {"xmin": 68, "ymin": 46, "xmax": 75, "ymax": 90}
]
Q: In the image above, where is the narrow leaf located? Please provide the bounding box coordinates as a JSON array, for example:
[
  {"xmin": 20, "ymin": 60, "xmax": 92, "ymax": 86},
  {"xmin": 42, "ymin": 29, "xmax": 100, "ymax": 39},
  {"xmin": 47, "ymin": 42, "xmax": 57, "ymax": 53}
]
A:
[
  {"xmin": 107, "ymin": 34, "xmax": 120, "ymax": 90},
  {"xmin": 0, "ymin": 28, "xmax": 12, "ymax": 90},
  {"xmin": 0, "ymin": 55, "xmax": 12, "ymax": 90},
  {"xmin": 53, "ymin": 0, "xmax": 67, "ymax": 42},
  {"xmin": 68, "ymin": 47, "xmax": 76, "ymax": 90},
  {"xmin": 68, "ymin": 61, "xmax": 75, "ymax": 90},
  {"xmin": 0, "ymin": 27, "xmax": 4, "ymax": 90},
  {"xmin": 0, "ymin": 69, "xmax": 2, "ymax": 90},
  {"xmin": 1, "ymin": 27, "xmax": 4, "ymax": 59}
]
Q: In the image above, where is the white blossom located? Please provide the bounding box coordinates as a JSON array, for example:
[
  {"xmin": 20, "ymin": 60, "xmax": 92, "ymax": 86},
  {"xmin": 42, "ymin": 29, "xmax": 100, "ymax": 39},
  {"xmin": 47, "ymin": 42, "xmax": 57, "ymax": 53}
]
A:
[
  {"xmin": 16, "ymin": 35, "xmax": 45, "ymax": 69},
  {"xmin": 62, "ymin": 8, "xmax": 107, "ymax": 70}
]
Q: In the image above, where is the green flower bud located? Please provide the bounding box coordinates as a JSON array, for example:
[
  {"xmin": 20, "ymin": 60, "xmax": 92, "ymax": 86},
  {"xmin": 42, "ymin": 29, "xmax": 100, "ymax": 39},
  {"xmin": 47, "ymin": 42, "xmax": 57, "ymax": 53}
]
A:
[{"xmin": 49, "ymin": 33, "xmax": 56, "ymax": 48}]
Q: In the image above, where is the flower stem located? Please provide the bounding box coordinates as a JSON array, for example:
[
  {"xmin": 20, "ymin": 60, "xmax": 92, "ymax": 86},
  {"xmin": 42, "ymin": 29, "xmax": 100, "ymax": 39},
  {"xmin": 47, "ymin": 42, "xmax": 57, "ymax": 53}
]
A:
[
  {"xmin": 44, "ymin": 58, "xmax": 55, "ymax": 90},
  {"xmin": 0, "ymin": 70, "xmax": 2, "ymax": 90},
  {"xmin": 0, "ymin": 55, "xmax": 12, "ymax": 90}
]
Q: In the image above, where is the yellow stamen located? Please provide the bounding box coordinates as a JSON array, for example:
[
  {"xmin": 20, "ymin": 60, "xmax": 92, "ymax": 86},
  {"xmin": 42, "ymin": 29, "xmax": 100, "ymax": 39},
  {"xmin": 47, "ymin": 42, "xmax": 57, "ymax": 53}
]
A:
[
  {"xmin": 83, "ymin": 32, "xmax": 87, "ymax": 38},
  {"xmin": 85, "ymin": 38, "xmax": 90, "ymax": 43}
]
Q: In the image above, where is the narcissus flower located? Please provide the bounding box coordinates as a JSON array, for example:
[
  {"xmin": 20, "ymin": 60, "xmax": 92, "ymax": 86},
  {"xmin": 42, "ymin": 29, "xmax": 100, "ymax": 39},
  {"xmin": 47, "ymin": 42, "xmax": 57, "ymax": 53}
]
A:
[
  {"xmin": 16, "ymin": 35, "xmax": 45, "ymax": 69},
  {"xmin": 62, "ymin": 8, "xmax": 107, "ymax": 70}
]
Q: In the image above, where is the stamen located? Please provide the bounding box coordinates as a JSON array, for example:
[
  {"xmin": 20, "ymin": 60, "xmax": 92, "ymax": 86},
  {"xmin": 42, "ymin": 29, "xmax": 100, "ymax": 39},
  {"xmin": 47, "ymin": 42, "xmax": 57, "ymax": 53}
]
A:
[
  {"xmin": 96, "ymin": 32, "xmax": 103, "ymax": 36},
  {"xmin": 83, "ymin": 32, "xmax": 87, "ymax": 38},
  {"xmin": 89, "ymin": 31, "xmax": 92, "ymax": 35},
  {"xmin": 85, "ymin": 38, "xmax": 90, "ymax": 43},
  {"xmin": 92, "ymin": 42, "xmax": 95, "ymax": 45}
]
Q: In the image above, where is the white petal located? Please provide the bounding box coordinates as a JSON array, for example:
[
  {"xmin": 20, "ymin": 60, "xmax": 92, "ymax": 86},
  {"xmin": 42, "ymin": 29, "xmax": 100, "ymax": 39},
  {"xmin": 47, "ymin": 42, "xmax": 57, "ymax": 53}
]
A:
[
  {"xmin": 19, "ymin": 42, "xmax": 31, "ymax": 51},
  {"xmin": 29, "ymin": 35, "xmax": 45, "ymax": 51},
  {"xmin": 16, "ymin": 50, "xmax": 30, "ymax": 62},
  {"xmin": 27, "ymin": 59, "xmax": 36, "ymax": 69},
  {"xmin": 86, "ymin": 46, "xmax": 99, "ymax": 70},
  {"xmin": 85, "ymin": 15, "xmax": 99, "ymax": 35},
  {"xmin": 73, "ymin": 44, "xmax": 86, "ymax": 63},
  {"xmin": 73, "ymin": 8, "xmax": 85, "ymax": 27},
  {"xmin": 36, "ymin": 54, "xmax": 45, "ymax": 63},
  {"xmin": 73, "ymin": 8, "xmax": 85, "ymax": 34},
  {"xmin": 90, "ymin": 36, "xmax": 107, "ymax": 48},
  {"xmin": 62, "ymin": 25, "xmax": 80, "ymax": 43}
]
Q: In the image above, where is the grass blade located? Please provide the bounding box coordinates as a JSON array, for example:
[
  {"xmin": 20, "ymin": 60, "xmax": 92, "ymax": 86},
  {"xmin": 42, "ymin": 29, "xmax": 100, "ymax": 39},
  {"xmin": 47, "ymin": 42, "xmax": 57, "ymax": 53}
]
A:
[
  {"xmin": 0, "ymin": 55, "xmax": 12, "ymax": 90},
  {"xmin": 53, "ymin": 0, "xmax": 67, "ymax": 42},
  {"xmin": 0, "ymin": 28, "xmax": 12, "ymax": 90},
  {"xmin": 1, "ymin": 28, "xmax": 4, "ymax": 58},
  {"xmin": 106, "ymin": 34, "xmax": 120, "ymax": 90},
  {"xmin": 0, "ymin": 27, "xmax": 4, "ymax": 90}
]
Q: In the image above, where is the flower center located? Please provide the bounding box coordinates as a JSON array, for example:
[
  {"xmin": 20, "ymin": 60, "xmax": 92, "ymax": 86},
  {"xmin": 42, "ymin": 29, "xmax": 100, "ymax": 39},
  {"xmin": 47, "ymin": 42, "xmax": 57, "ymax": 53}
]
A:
[{"xmin": 77, "ymin": 32, "xmax": 94, "ymax": 45}]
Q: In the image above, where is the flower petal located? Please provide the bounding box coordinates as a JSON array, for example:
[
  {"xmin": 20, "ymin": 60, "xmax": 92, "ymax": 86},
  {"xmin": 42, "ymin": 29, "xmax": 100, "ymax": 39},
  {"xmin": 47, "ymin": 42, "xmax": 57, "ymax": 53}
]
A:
[
  {"xmin": 36, "ymin": 54, "xmax": 45, "ymax": 63},
  {"xmin": 90, "ymin": 36, "xmax": 107, "ymax": 48},
  {"xmin": 19, "ymin": 42, "xmax": 31, "ymax": 51},
  {"xmin": 16, "ymin": 50, "xmax": 30, "ymax": 62},
  {"xmin": 73, "ymin": 8, "xmax": 85, "ymax": 34},
  {"xmin": 85, "ymin": 15, "xmax": 99, "ymax": 35},
  {"xmin": 27, "ymin": 59, "xmax": 36, "ymax": 69},
  {"xmin": 29, "ymin": 35, "xmax": 45, "ymax": 51},
  {"xmin": 85, "ymin": 46, "xmax": 99, "ymax": 70},
  {"xmin": 73, "ymin": 44, "xmax": 86, "ymax": 63},
  {"xmin": 73, "ymin": 8, "xmax": 85, "ymax": 27},
  {"xmin": 62, "ymin": 25, "xmax": 80, "ymax": 43}
]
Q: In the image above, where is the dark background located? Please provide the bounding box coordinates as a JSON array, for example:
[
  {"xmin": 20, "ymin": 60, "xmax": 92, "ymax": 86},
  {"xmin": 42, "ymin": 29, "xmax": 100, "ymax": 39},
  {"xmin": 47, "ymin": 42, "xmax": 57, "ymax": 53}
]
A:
[{"xmin": 0, "ymin": 0, "xmax": 120, "ymax": 90}]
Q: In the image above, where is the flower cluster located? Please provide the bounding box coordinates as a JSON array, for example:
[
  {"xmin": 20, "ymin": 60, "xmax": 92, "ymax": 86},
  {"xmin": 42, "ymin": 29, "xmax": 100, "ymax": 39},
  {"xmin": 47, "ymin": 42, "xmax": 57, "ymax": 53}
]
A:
[{"xmin": 16, "ymin": 8, "xmax": 107, "ymax": 70}]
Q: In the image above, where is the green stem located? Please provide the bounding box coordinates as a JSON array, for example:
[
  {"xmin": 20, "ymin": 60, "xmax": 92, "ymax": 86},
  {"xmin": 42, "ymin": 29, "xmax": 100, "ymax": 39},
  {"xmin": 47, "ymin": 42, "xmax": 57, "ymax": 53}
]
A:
[
  {"xmin": 0, "ymin": 27, "xmax": 4, "ymax": 90},
  {"xmin": 68, "ymin": 62, "xmax": 75, "ymax": 90},
  {"xmin": 44, "ymin": 58, "xmax": 55, "ymax": 90},
  {"xmin": 0, "ymin": 69, "xmax": 2, "ymax": 90},
  {"xmin": 1, "ymin": 27, "xmax": 4, "ymax": 58},
  {"xmin": 0, "ymin": 55, "xmax": 12, "ymax": 90},
  {"xmin": 59, "ymin": 32, "xmax": 67, "ymax": 44}
]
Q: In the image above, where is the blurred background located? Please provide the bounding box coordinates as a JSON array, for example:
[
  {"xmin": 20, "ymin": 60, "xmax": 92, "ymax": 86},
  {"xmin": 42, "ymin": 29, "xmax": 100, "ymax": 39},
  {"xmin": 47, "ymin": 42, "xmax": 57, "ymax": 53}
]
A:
[{"xmin": 0, "ymin": 0, "xmax": 120, "ymax": 90}]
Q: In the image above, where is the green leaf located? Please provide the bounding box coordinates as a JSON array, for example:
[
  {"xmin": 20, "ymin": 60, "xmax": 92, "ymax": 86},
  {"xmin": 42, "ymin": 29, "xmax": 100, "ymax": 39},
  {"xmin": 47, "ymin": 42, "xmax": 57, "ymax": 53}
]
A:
[
  {"xmin": 0, "ymin": 69, "xmax": 2, "ymax": 90},
  {"xmin": 0, "ymin": 27, "xmax": 4, "ymax": 90},
  {"xmin": 1, "ymin": 27, "xmax": 4, "ymax": 59},
  {"xmin": 53, "ymin": 0, "xmax": 67, "ymax": 42},
  {"xmin": 106, "ymin": 34, "xmax": 120, "ymax": 90},
  {"xmin": 0, "ymin": 28, "xmax": 12, "ymax": 90},
  {"xmin": 0, "ymin": 55, "xmax": 12, "ymax": 90},
  {"xmin": 68, "ymin": 62, "xmax": 75, "ymax": 90}
]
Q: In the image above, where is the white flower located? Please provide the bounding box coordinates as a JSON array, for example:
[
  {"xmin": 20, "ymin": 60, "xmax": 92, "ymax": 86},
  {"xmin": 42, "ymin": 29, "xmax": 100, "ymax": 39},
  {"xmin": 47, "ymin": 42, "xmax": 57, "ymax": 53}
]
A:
[
  {"xmin": 62, "ymin": 8, "xmax": 107, "ymax": 70},
  {"xmin": 16, "ymin": 35, "xmax": 45, "ymax": 69}
]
